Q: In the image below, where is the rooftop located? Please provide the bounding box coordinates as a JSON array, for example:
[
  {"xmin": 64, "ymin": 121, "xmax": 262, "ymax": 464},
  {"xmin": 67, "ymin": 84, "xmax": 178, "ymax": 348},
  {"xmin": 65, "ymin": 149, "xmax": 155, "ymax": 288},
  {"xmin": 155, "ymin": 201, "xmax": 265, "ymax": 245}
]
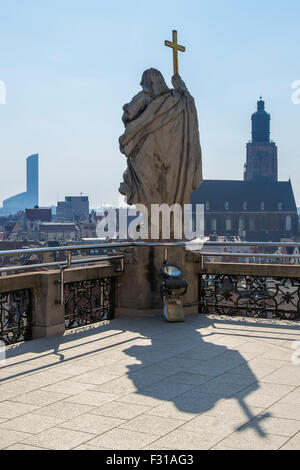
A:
[
  {"xmin": 0, "ymin": 314, "xmax": 300, "ymax": 450},
  {"xmin": 191, "ymin": 180, "xmax": 297, "ymax": 212}
]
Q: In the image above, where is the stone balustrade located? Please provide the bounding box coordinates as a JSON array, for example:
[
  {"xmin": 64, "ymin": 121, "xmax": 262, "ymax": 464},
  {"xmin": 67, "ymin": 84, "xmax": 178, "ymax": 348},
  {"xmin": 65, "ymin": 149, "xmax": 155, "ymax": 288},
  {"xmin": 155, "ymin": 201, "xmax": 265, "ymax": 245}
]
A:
[{"xmin": 1, "ymin": 249, "xmax": 299, "ymax": 345}]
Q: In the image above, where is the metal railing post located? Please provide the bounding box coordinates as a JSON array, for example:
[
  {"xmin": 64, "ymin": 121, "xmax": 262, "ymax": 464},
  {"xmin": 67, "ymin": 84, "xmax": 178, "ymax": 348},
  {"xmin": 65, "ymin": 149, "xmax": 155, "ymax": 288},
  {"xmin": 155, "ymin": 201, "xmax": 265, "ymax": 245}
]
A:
[{"xmin": 59, "ymin": 250, "xmax": 72, "ymax": 306}]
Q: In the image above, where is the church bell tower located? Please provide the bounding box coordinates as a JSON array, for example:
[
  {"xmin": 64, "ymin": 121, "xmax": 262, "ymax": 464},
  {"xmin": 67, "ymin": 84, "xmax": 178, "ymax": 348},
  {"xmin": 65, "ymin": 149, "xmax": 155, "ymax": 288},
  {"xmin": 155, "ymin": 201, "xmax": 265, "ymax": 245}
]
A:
[{"xmin": 244, "ymin": 98, "xmax": 278, "ymax": 182}]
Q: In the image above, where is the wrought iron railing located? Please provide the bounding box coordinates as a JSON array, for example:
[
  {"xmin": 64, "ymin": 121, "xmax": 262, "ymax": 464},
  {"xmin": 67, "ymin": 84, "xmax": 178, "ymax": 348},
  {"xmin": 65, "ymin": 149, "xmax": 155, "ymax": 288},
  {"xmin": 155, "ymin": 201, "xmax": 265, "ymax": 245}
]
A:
[
  {"xmin": 64, "ymin": 277, "xmax": 115, "ymax": 329},
  {"xmin": 199, "ymin": 274, "xmax": 300, "ymax": 321},
  {"xmin": 2, "ymin": 240, "xmax": 300, "ymax": 275},
  {"xmin": 0, "ymin": 289, "xmax": 32, "ymax": 344}
]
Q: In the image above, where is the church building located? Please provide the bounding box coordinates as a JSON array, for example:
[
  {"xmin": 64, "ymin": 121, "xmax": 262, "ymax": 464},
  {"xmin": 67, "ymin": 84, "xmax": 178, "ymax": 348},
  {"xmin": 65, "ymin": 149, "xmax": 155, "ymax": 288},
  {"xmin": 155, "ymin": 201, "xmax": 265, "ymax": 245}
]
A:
[{"xmin": 191, "ymin": 99, "xmax": 298, "ymax": 241}]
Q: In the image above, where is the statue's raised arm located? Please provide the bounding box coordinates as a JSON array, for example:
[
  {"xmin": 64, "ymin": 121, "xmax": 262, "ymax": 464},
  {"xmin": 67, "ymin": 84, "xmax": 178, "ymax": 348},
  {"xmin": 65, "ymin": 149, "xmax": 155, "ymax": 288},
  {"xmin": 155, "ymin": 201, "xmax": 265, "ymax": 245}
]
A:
[{"xmin": 171, "ymin": 74, "xmax": 188, "ymax": 93}]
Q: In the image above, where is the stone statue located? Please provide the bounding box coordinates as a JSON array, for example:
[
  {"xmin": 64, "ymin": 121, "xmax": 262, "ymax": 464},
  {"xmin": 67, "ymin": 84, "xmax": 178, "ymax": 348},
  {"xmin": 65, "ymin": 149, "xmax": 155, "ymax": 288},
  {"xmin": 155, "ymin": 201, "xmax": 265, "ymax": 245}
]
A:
[{"xmin": 119, "ymin": 68, "xmax": 203, "ymax": 207}]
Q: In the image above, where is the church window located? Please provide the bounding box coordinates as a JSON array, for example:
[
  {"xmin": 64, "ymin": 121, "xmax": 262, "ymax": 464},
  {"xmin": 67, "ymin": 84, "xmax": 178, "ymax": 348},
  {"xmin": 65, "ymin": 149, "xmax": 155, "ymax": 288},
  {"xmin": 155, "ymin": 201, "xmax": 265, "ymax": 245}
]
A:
[
  {"xmin": 249, "ymin": 216, "xmax": 255, "ymax": 231},
  {"xmin": 205, "ymin": 202, "xmax": 210, "ymax": 211},
  {"xmin": 211, "ymin": 218, "xmax": 217, "ymax": 232},
  {"xmin": 225, "ymin": 201, "xmax": 229, "ymax": 210},
  {"xmin": 239, "ymin": 217, "xmax": 245, "ymax": 231},
  {"xmin": 286, "ymin": 215, "xmax": 292, "ymax": 232},
  {"xmin": 243, "ymin": 201, "xmax": 247, "ymax": 211},
  {"xmin": 278, "ymin": 202, "xmax": 282, "ymax": 211},
  {"xmin": 226, "ymin": 217, "xmax": 232, "ymax": 231},
  {"xmin": 260, "ymin": 202, "xmax": 265, "ymax": 211}
]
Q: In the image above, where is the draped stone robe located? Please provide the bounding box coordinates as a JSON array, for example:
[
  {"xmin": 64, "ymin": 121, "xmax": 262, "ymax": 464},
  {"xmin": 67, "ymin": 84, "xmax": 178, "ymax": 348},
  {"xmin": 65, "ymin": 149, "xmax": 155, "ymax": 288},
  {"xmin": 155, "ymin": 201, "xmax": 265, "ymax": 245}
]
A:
[{"xmin": 119, "ymin": 69, "xmax": 203, "ymax": 208}]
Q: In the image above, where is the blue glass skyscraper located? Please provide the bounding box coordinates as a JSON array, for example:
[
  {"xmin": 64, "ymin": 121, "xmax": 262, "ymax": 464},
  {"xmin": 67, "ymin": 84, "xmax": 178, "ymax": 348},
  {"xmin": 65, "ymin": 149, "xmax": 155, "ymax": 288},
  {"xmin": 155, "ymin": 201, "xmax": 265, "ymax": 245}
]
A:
[{"xmin": 2, "ymin": 154, "xmax": 39, "ymax": 213}]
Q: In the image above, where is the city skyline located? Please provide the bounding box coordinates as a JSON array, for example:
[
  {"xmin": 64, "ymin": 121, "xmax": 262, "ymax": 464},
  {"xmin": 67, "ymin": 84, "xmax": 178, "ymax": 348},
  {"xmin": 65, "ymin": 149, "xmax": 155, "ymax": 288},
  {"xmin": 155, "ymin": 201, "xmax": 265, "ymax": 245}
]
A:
[{"xmin": 0, "ymin": 0, "xmax": 300, "ymax": 208}]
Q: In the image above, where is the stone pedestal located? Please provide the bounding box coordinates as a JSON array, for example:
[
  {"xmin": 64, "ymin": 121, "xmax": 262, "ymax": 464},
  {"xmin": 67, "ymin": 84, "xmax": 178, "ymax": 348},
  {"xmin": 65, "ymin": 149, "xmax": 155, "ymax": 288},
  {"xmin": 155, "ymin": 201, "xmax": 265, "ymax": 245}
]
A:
[{"xmin": 115, "ymin": 245, "xmax": 200, "ymax": 317}]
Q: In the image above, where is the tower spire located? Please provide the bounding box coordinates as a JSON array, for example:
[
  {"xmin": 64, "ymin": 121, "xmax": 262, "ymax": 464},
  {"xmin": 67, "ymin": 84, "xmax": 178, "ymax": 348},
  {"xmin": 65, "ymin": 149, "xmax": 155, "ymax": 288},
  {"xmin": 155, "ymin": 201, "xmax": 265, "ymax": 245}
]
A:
[
  {"xmin": 244, "ymin": 99, "xmax": 277, "ymax": 182},
  {"xmin": 252, "ymin": 97, "xmax": 270, "ymax": 142}
]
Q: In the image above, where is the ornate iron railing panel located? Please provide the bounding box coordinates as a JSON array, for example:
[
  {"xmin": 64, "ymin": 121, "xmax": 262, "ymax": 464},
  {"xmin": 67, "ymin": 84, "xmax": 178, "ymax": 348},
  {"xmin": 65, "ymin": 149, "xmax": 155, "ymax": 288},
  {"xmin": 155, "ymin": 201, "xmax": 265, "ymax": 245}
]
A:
[
  {"xmin": 64, "ymin": 278, "xmax": 115, "ymax": 329},
  {"xmin": 0, "ymin": 289, "xmax": 32, "ymax": 344},
  {"xmin": 199, "ymin": 274, "xmax": 300, "ymax": 320}
]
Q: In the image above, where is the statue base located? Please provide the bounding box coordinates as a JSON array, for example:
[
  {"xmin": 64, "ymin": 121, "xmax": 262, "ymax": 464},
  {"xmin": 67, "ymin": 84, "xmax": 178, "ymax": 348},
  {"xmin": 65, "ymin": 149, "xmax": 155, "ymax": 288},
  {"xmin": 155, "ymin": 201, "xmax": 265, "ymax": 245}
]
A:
[{"xmin": 115, "ymin": 245, "xmax": 199, "ymax": 317}]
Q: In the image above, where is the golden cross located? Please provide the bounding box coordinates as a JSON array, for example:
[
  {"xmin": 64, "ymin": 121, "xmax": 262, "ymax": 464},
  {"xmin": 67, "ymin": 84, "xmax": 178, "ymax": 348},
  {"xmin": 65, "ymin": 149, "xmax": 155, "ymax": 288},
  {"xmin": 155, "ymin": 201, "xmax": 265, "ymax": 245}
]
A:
[{"xmin": 165, "ymin": 30, "xmax": 186, "ymax": 75}]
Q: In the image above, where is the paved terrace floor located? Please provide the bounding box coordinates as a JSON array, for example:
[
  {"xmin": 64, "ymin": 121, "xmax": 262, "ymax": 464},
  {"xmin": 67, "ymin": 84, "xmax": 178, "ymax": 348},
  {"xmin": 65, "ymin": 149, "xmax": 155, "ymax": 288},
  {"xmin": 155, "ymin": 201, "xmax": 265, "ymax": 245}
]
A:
[{"xmin": 0, "ymin": 314, "xmax": 300, "ymax": 450}]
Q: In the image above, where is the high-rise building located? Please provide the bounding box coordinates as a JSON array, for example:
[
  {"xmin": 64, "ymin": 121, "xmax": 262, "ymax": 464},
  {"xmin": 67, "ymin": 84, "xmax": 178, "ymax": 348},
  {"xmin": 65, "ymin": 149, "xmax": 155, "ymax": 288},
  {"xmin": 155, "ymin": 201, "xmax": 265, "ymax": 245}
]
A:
[
  {"xmin": 2, "ymin": 154, "xmax": 39, "ymax": 214},
  {"xmin": 26, "ymin": 154, "xmax": 39, "ymax": 207}
]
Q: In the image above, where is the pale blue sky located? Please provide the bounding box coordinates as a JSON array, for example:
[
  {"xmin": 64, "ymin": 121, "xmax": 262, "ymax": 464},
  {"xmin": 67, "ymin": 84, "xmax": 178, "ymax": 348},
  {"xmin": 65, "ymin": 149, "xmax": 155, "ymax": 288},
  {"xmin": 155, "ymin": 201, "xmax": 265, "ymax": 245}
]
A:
[{"xmin": 0, "ymin": 0, "xmax": 300, "ymax": 208}]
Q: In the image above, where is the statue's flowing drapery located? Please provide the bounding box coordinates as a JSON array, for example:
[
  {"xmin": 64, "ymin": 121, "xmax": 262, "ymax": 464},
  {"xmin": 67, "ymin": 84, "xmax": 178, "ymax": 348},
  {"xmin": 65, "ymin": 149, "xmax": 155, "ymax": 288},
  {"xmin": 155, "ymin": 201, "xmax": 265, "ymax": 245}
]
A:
[{"xmin": 119, "ymin": 69, "xmax": 203, "ymax": 207}]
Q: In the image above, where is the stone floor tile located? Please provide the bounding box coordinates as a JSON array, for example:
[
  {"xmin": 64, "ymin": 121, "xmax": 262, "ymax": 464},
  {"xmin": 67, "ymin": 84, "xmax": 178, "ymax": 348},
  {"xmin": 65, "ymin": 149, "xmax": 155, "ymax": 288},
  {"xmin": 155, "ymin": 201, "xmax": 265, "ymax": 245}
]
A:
[
  {"xmin": 0, "ymin": 413, "xmax": 65, "ymax": 434},
  {"xmin": 16, "ymin": 371, "xmax": 71, "ymax": 387},
  {"xmin": 71, "ymin": 370, "xmax": 121, "ymax": 386},
  {"xmin": 120, "ymin": 414, "xmax": 185, "ymax": 436},
  {"xmin": 218, "ymin": 428, "xmax": 289, "ymax": 450},
  {"xmin": 267, "ymin": 403, "xmax": 300, "ymax": 421},
  {"xmin": 142, "ymin": 429, "xmax": 216, "ymax": 450},
  {"xmin": 214, "ymin": 372, "xmax": 258, "ymax": 386},
  {"xmin": 170, "ymin": 390, "xmax": 225, "ymax": 415},
  {"xmin": 160, "ymin": 372, "xmax": 210, "ymax": 386},
  {"xmin": 203, "ymin": 398, "xmax": 265, "ymax": 421},
  {"xmin": 280, "ymin": 431, "xmax": 300, "ymax": 450},
  {"xmin": 40, "ymin": 380, "xmax": 94, "ymax": 396},
  {"xmin": 231, "ymin": 382, "xmax": 294, "ymax": 408},
  {"xmin": 72, "ymin": 444, "xmax": 108, "ymax": 450},
  {"xmin": 87, "ymin": 428, "xmax": 158, "ymax": 450},
  {"xmin": 0, "ymin": 401, "xmax": 39, "ymax": 419},
  {"xmin": 90, "ymin": 401, "xmax": 151, "ymax": 420},
  {"xmin": 4, "ymin": 443, "xmax": 46, "ymax": 450},
  {"xmin": 32, "ymin": 401, "xmax": 94, "ymax": 419},
  {"xmin": 59, "ymin": 413, "xmax": 124, "ymax": 434},
  {"xmin": 127, "ymin": 372, "xmax": 170, "ymax": 388},
  {"xmin": 64, "ymin": 390, "xmax": 119, "ymax": 406},
  {"xmin": 239, "ymin": 416, "xmax": 300, "ymax": 437},
  {"xmin": 140, "ymin": 380, "xmax": 193, "ymax": 400},
  {"xmin": 0, "ymin": 429, "xmax": 31, "ymax": 449},
  {"xmin": 192, "ymin": 378, "xmax": 247, "ymax": 397},
  {"xmin": 180, "ymin": 414, "xmax": 244, "ymax": 439},
  {"xmin": 0, "ymin": 379, "xmax": 42, "ymax": 399},
  {"xmin": 10, "ymin": 390, "xmax": 69, "ymax": 406},
  {"xmin": 117, "ymin": 392, "xmax": 167, "ymax": 407},
  {"xmin": 146, "ymin": 402, "xmax": 199, "ymax": 421},
  {"xmin": 261, "ymin": 365, "xmax": 300, "ymax": 386},
  {"xmin": 93, "ymin": 377, "xmax": 138, "ymax": 395},
  {"xmin": 21, "ymin": 427, "xmax": 95, "ymax": 450},
  {"xmin": 278, "ymin": 390, "xmax": 300, "ymax": 404},
  {"xmin": 47, "ymin": 363, "xmax": 95, "ymax": 376}
]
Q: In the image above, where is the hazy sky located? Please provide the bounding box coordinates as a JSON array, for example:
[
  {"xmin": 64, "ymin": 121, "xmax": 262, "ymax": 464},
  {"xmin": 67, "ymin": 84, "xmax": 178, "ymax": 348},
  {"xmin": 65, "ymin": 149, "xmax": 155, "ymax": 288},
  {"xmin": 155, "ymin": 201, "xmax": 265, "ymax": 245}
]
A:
[{"xmin": 1, "ymin": 0, "xmax": 300, "ymax": 208}]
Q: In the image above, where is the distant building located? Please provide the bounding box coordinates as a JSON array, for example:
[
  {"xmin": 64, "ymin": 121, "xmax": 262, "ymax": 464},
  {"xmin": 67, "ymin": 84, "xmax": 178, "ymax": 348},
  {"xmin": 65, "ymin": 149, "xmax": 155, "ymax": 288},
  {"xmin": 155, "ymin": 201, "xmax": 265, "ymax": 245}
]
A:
[
  {"xmin": 24, "ymin": 207, "xmax": 52, "ymax": 233},
  {"xmin": 3, "ymin": 221, "xmax": 23, "ymax": 241},
  {"xmin": 192, "ymin": 180, "xmax": 297, "ymax": 241},
  {"xmin": 56, "ymin": 196, "xmax": 89, "ymax": 222},
  {"xmin": 191, "ymin": 99, "xmax": 298, "ymax": 242},
  {"xmin": 79, "ymin": 222, "xmax": 97, "ymax": 239},
  {"xmin": 25, "ymin": 207, "xmax": 52, "ymax": 222},
  {"xmin": 39, "ymin": 223, "xmax": 80, "ymax": 241},
  {"xmin": 2, "ymin": 154, "xmax": 39, "ymax": 214}
]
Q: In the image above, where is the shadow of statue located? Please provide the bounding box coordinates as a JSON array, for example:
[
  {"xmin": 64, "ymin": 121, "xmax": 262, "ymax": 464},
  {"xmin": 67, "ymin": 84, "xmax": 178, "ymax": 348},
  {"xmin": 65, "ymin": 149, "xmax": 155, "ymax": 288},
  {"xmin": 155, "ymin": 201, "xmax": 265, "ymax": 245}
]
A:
[
  {"xmin": 122, "ymin": 315, "xmax": 271, "ymax": 437},
  {"xmin": 2, "ymin": 314, "xmax": 273, "ymax": 437}
]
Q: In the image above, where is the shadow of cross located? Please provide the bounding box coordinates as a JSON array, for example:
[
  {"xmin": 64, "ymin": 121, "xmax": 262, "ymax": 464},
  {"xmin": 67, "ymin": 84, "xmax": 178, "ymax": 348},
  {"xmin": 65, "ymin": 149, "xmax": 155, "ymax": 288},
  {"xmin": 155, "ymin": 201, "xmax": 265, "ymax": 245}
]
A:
[
  {"xmin": 235, "ymin": 404, "xmax": 271, "ymax": 436},
  {"xmin": 122, "ymin": 315, "xmax": 270, "ymax": 438}
]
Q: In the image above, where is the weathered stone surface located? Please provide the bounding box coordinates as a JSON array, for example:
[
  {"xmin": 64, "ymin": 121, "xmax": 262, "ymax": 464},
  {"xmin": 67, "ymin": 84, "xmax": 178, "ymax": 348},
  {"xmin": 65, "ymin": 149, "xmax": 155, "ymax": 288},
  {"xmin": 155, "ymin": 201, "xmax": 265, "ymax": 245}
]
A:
[{"xmin": 119, "ymin": 69, "xmax": 202, "ymax": 208}]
